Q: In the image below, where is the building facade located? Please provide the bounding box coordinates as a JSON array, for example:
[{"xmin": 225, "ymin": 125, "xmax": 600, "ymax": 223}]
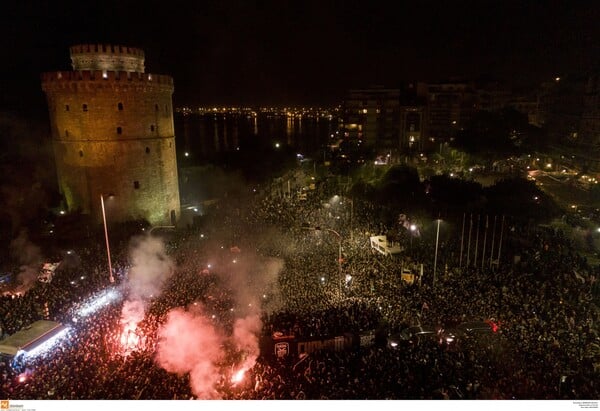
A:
[
  {"xmin": 342, "ymin": 88, "xmax": 401, "ymax": 150},
  {"xmin": 41, "ymin": 44, "xmax": 180, "ymax": 225},
  {"xmin": 416, "ymin": 82, "xmax": 478, "ymax": 144}
]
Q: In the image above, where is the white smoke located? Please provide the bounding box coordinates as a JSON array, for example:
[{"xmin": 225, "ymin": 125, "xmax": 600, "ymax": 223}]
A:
[
  {"xmin": 10, "ymin": 229, "xmax": 43, "ymax": 289},
  {"xmin": 126, "ymin": 235, "xmax": 175, "ymax": 299},
  {"xmin": 120, "ymin": 235, "xmax": 175, "ymax": 354}
]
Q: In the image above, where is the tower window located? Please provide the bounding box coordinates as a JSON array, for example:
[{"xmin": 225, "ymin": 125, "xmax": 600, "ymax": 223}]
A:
[
  {"xmin": 150, "ymin": 125, "xmax": 155, "ymax": 132},
  {"xmin": 134, "ymin": 181, "xmax": 140, "ymax": 189},
  {"xmin": 79, "ymin": 150, "xmax": 83, "ymax": 157},
  {"xmin": 65, "ymin": 130, "xmax": 69, "ymax": 137},
  {"xmin": 117, "ymin": 127, "xmax": 122, "ymax": 135},
  {"xmin": 155, "ymin": 104, "xmax": 159, "ymax": 112},
  {"xmin": 118, "ymin": 102, "xmax": 123, "ymax": 111},
  {"xmin": 65, "ymin": 104, "xmax": 70, "ymax": 111},
  {"xmin": 83, "ymin": 104, "xmax": 88, "ymax": 112},
  {"xmin": 145, "ymin": 147, "xmax": 150, "ymax": 154}
]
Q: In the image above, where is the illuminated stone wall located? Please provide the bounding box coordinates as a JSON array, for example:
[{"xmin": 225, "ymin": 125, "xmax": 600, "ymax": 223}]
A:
[{"xmin": 41, "ymin": 46, "xmax": 180, "ymax": 225}]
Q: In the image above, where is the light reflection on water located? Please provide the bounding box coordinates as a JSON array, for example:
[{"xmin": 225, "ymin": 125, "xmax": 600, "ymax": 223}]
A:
[{"xmin": 175, "ymin": 111, "xmax": 339, "ymax": 161}]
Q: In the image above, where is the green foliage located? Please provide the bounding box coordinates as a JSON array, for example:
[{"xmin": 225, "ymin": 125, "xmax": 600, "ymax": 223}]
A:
[
  {"xmin": 589, "ymin": 184, "xmax": 600, "ymax": 203},
  {"xmin": 483, "ymin": 177, "xmax": 561, "ymax": 223},
  {"xmin": 426, "ymin": 175, "xmax": 484, "ymax": 214},
  {"xmin": 451, "ymin": 108, "xmax": 547, "ymax": 159},
  {"xmin": 348, "ymin": 166, "xmax": 561, "ymax": 226}
]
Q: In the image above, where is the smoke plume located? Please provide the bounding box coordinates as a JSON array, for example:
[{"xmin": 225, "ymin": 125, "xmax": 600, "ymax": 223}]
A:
[
  {"xmin": 120, "ymin": 235, "xmax": 175, "ymax": 354},
  {"xmin": 155, "ymin": 306, "xmax": 225, "ymax": 399},
  {"xmin": 126, "ymin": 235, "xmax": 175, "ymax": 299},
  {"xmin": 10, "ymin": 229, "xmax": 43, "ymax": 288},
  {"xmin": 232, "ymin": 314, "xmax": 262, "ymax": 369}
]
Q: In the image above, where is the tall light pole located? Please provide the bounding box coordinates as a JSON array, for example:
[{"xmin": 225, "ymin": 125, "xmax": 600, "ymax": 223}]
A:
[
  {"xmin": 101, "ymin": 194, "xmax": 115, "ymax": 283},
  {"xmin": 433, "ymin": 219, "xmax": 441, "ymax": 288},
  {"xmin": 343, "ymin": 197, "xmax": 354, "ymax": 242},
  {"xmin": 306, "ymin": 226, "xmax": 343, "ymax": 298},
  {"xmin": 324, "ymin": 227, "xmax": 343, "ymax": 298},
  {"xmin": 335, "ymin": 195, "xmax": 353, "ymax": 241}
]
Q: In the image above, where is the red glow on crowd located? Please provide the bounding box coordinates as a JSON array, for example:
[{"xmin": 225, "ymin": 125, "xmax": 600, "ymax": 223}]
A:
[
  {"xmin": 120, "ymin": 325, "xmax": 142, "ymax": 354},
  {"xmin": 231, "ymin": 368, "xmax": 246, "ymax": 385},
  {"xmin": 486, "ymin": 319, "xmax": 500, "ymax": 333}
]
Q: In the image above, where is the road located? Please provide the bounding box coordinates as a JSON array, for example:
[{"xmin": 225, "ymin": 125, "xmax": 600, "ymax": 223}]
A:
[{"xmin": 528, "ymin": 169, "xmax": 594, "ymax": 210}]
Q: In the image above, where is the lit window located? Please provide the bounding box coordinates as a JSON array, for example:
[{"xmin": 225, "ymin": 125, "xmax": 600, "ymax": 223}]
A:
[
  {"xmin": 117, "ymin": 127, "xmax": 122, "ymax": 134},
  {"xmin": 362, "ymin": 109, "xmax": 367, "ymax": 114},
  {"xmin": 102, "ymin": 71, "xmax": 108, "ymax": 79}
]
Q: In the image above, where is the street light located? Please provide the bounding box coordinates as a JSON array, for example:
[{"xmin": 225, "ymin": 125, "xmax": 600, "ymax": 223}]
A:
[
  {"xmin": 305, "ymin": 226, "xmax": 343, "ymax": 298},
  {"xmin": 101, "ymin": 194, "xmax": 115, "ymax": 283},
  {"xmin": 410, "ymin": 224, "xmax": 417, "ymax": 250},
  {"xmin": 334, "ymin": 195, "xmax": 354, "ymax": 241},
  {"xmin": 433, "ymin": 219, "xmax": 441, "ymax": 288}
]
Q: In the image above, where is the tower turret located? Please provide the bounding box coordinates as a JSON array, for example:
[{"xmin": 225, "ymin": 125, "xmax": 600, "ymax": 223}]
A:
[
  {"xmin": 70, "ymin": 44, "xmax": 145, "ymax": 73},
  {"xmin": 41, "ymin": 44, "xmax": 180, "ymax": 226}
]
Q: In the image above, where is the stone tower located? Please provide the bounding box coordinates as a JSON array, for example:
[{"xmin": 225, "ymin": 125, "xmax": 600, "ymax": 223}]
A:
[{"xmin": 41, "ymin": 44, "xmax": 180, "ymax": 226}]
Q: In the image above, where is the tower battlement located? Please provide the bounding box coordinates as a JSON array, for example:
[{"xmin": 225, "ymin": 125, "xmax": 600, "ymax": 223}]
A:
[
  {"xmin": 41, "ymin": 70, "xmax": 173, "ymax": 91},
  {"xmin": 70, "ymin": 44, "xmax": 145, "ymax": 57},
  {"xmin": 70, "ymin": 44, "xmax": 145, "ymax": 72},
  {"xmin": 41, "ymin": 44, "xmax": 180, "ymax": 227}
]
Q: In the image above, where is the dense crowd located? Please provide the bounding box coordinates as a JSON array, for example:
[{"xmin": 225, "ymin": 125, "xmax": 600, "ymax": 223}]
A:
[{"xmin": 1, "ymin": 178, "xmax": 599, "ymax": 400}]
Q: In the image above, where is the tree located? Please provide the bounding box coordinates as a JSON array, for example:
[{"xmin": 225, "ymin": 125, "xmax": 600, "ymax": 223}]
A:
[{"xmin": 452, "ymin": 108, "xmax": 525, "ymax": 159}]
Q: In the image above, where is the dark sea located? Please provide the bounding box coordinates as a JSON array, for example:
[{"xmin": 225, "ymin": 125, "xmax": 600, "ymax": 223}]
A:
[{"xmin": 174, "ymin": 111, "xmax": 340, "ymax": 163}]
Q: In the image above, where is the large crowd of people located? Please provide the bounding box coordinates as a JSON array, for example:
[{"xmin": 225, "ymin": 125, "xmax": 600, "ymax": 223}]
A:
[{"xmin": 1, "ymin": 177, "xmax": 599, "ymax": 400}]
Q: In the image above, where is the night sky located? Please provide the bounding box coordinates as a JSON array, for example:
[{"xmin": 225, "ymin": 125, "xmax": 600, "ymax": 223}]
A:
[{"xmin": 1, "ymin": 0, "xmax": 598, "ymax": 114}]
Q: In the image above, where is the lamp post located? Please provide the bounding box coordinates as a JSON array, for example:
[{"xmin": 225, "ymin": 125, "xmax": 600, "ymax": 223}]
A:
[
  {"xmin": 350, "ymin": 197, "xmax": 353, "ymax": 241},
  {"xmin": 433, "ymin": 219, "xmax": 441, "ymax": 288},
  {"xmin": 327, "ymin": 228, "xmax": 343, "ymax": 299},
  {"xmin": 410, "ymin": 224, "xmax": 417, "ymax": 250},
  {"xmin": 101, "ymin": 194, "xmax": 115, "ymax": 283},
  {"xmin": 340, "ymin": 196, "xmax": 354, "ymax": 241},
  {"xmin": 306, "ymin": 226, "xmax": 343, "ymax": 298}
]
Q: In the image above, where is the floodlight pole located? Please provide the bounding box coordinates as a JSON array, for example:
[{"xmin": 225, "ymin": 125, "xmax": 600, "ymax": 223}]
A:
[
  {"xmin": 433, "ymin": 219, "xmax": 441, "ymax": 287},
  {"xmin": 305, "ymin": 226, "xmax": 343, "ymax": 298},
  {"xmin": 101, "ymin": 194, "xmax": 114, "ymax": 283}
]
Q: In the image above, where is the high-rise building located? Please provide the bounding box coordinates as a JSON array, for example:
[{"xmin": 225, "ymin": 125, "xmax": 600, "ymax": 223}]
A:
[
  {"xmin": 416, "ymin": 82, "xmax": 478, "ymax": 144},
  {"xmin": 41, "ymin": 44, "xmax": 180, "ymax": 225},
  {"xmin": 342, "ymin": 87, "xmax": 401, "ymax": 149}
]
